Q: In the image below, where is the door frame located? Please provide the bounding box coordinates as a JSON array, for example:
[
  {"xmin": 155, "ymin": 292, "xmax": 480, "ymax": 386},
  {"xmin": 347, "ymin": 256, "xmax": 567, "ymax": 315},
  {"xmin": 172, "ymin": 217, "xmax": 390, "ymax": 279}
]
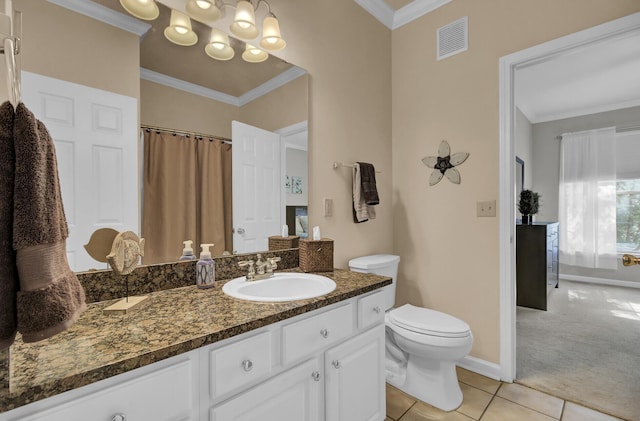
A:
[{"xmin": 498, "ymin": 12, "xmax": 640, "ymax": 382}]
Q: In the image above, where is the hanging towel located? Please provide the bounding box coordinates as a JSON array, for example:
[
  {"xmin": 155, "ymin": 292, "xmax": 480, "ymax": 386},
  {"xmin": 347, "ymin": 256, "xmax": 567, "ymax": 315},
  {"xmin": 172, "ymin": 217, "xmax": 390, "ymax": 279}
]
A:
[
  {"xmin": 357, "ymin": 162, "xmax": 379, "ymax": 205},
  {"xmin": 13, "ymin": 103, "xmax": 86, "ymax": 343},
  {"xmin": 0, "ymin": 102, "xmax": 18, "ymax": 350},
  {"xmin": 353, "ymin": 163, "xmax": 376, "ymax": 223}
]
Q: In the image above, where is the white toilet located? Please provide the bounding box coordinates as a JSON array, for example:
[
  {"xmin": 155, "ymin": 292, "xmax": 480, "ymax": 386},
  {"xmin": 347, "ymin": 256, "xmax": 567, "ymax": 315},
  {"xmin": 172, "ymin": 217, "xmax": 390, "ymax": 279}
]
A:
[{"xmin": 349, "ymin": 254, "xmax": 473, "ymax": 411}]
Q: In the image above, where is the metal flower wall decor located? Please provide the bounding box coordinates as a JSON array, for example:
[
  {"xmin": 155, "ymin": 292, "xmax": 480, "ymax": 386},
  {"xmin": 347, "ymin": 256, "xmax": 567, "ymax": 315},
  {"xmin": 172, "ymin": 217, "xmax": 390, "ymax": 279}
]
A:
[{"xmin": 422, "ymin": 140, "xmax": 470, "ymax": 186}]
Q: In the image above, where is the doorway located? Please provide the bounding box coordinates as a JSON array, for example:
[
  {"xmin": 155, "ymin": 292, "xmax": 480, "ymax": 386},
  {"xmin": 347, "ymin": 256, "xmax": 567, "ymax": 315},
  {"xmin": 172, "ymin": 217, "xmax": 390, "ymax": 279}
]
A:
[{"xmin": 498, "ymin": 12, "xmax": 640, "ymax": 382}]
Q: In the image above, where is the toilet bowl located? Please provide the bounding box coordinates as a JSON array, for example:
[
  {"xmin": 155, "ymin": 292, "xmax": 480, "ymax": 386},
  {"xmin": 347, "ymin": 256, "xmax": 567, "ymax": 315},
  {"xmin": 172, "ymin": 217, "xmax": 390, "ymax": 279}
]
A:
[{"xmin": 349, "ymin": 254, "xmax": 473, "ymax": 412}]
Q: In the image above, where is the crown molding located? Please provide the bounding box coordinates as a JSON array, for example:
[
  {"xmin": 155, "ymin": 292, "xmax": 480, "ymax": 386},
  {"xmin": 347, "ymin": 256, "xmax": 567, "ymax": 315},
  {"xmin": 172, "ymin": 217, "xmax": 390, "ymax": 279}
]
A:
[
  {"xmin": 353, "ymin": 0, "xmax": 395, "ymax": 29},
  {"xmin": 141, "ymin": 66, "xmax": 307, "ymax": 107},
  {"xmin": 47, "ymin": 0, "xmax": 151, "ymax": 37},
  {"xmin": 141, "ymin": 68, "xmax": 241, "ymax": 106},
  {"xmin": 392, "ymin": 0, "xmax": 452, "ymax": 29},
  {"xmin": 530, "ymin": 98, "xmax": 640, "ymax": 124},
  {"xmin": 237, "ymin": 67, "xmax": 307, "ymax": 106},
  {"xmin": 354, "ymin": 0, "xmax": 451, "ymax": 30}
]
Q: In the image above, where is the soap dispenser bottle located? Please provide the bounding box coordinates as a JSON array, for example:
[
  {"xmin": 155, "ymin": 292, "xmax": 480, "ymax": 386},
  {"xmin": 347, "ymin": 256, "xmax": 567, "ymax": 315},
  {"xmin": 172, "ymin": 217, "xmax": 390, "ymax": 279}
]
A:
[
  {"xmin": 196, "ymin": 243, "xmax": 215, "ymax": 289},
  {"xmin": 179, "ymin": 240, "xmax": 196, "ymax": 261}
]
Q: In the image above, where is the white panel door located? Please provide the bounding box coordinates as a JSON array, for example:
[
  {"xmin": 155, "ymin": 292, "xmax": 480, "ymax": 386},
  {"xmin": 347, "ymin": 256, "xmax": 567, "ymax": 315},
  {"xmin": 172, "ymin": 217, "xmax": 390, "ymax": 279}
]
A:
[
  {"xmin": 325, "ymin": 325, "xmax": 386, "ymax": 421},
  {"xmin": 21, "ymin": 71, "xmax": 138, "ymax": 272},
  {"xmin": 232, "ymin": 121, "xmax": 281, "ymax": 253}
]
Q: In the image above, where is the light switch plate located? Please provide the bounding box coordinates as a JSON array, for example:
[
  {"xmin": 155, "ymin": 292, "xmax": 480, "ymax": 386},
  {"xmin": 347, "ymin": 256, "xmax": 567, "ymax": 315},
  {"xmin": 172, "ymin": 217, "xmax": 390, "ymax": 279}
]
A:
[
  {"xmin": 323, "ymin": 197, "xmax": 333, "ymax": 217},
  {"xmin": 477, "ymin": 200, "xmax": 496, "ymax": 217}
]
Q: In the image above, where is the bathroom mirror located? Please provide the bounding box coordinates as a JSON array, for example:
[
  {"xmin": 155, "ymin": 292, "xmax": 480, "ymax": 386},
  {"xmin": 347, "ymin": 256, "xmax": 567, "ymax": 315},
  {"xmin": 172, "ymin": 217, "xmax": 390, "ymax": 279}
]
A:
[{"xmin": 19, "ymin": 0, "xmax": 309, "ymax": 271}]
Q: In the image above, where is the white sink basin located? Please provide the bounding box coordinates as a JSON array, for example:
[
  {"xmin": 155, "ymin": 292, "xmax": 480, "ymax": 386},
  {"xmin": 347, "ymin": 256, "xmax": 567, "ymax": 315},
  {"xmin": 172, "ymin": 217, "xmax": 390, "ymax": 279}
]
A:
[{"xmin": 222, "ymin": 272, "xmax": 336, "ymax": 302}]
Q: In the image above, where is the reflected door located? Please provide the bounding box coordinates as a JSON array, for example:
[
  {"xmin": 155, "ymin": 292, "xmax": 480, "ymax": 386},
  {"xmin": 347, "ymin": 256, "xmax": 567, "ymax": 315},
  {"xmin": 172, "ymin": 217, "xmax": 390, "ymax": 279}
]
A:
[
  {"xmin": 232, "ymin": 121, "xmax": 281, "ymax": 253},
  {"xmin": 21, "ymin": 72, "xmax": 138, "ymax": 271}
]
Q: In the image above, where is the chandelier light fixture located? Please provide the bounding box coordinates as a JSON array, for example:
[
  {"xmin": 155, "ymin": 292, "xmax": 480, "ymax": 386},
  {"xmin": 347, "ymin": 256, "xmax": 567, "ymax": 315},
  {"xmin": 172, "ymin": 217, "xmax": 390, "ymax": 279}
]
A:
[
  {"xmin": 119, "ymin": 0, "xmax": 159, "ymax": 20},
  {"xmin": 120, "ymin": 0, "xmax": 286, "ymax": 62},
  {"xmin": 164, "ymin": 10, "xmax": 198, "ymax": 46},
  {"xmin": 205, "ymin": 28, "xmax": 235, "ymax": 61}
]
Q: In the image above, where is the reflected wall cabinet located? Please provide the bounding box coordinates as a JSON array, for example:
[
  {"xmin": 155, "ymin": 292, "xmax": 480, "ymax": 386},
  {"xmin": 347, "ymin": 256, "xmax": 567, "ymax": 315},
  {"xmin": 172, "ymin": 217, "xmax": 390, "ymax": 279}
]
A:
[{"xmin": 516, "ymin": 222, "xmax": 559, "ymax": 311}]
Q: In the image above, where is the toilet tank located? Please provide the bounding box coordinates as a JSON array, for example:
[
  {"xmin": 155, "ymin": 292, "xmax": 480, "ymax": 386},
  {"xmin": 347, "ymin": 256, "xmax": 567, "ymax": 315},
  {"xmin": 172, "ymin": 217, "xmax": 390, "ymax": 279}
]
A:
[{"xmin": 348, "ymin": 254, "xmax": 400, "ymax": 311}]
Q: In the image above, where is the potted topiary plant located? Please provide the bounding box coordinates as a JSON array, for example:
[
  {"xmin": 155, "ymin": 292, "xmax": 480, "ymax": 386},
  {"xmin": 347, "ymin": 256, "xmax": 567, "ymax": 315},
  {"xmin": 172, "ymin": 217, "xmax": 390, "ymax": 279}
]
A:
[{"xmin": 518, "ymin": 189, "xmax": 540, "ymax": 224}]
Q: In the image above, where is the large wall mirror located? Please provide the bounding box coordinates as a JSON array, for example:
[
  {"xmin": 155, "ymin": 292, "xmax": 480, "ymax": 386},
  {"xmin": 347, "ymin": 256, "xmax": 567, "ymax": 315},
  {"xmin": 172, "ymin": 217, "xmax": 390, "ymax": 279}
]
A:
[{"xmin": 18, "ymin": 0, "xmax": 309, "ymax": 272}]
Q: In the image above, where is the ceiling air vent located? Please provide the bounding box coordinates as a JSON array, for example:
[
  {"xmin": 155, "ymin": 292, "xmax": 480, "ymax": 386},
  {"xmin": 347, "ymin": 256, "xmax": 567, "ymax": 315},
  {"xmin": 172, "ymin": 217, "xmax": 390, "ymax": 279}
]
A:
[{"xmin": 437, "ymin": 16, "xmax": 468, "ymax": 61}]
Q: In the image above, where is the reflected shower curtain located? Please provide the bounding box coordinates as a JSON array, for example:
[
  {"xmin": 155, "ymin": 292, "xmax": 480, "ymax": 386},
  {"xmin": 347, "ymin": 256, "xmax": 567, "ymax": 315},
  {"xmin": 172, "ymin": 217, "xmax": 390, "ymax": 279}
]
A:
[
  {"xmin": 559, "ymin": 127, "xmax": 617, "ymax": 269},
  {"xmin": 142, "ymin": 130, "xmax": 232, "ymax": 264}
]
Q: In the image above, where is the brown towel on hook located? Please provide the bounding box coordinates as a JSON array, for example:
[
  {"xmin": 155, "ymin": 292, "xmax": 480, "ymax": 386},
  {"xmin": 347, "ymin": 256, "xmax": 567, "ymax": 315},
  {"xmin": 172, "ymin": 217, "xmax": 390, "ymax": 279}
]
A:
[
  {"xmin": 13, "ymin": 103, "xmax": 86, "ymax": 343},
  {"xmin": 0, "ymin": 102, "xmax": 18, "ymax": 350},
  {"xmin": 353, "ymin": 163, "xmax": 376, "ymax": 223},
  {"xmin": 357, "ymin": 162, "xmax": 379, "ymax": 205}
]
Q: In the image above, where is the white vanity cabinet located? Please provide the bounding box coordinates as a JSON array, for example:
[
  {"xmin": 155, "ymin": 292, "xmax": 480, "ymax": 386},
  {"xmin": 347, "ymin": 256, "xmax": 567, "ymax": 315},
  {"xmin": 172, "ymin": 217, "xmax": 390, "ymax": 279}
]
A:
[
  {"xmin": 1, "ymin": 289, "xmax": 387, "ymax": 421},
  {"xmin": 1, "ymin": 351, "xmax": 199, "ymax": 421}
]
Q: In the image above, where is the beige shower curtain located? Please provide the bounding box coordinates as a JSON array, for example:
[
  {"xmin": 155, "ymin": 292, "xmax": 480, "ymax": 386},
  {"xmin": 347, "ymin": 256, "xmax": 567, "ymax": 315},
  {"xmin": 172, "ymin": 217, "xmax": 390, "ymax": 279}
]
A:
[{"xmin": 142, "ymin": 130, "xmax": 232, "ymax": 264}]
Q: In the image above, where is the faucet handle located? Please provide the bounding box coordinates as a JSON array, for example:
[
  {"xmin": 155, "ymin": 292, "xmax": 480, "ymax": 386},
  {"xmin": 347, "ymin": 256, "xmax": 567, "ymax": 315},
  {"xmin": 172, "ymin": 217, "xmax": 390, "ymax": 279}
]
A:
[
  {"xmin": 238, "ymin": 260, "xmax": 256, "ymax": 277},
  {"xmin": 266, "ymin": 257, "xmax": 281, "ymax": 272}
]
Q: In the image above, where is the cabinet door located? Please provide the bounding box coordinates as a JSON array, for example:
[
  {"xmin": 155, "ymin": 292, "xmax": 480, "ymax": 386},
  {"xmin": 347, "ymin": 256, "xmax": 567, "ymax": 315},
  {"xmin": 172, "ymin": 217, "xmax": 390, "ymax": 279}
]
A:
[
  {"xmin": 16, "ymin": 356, "xmax": 197, "ymax": 421},
  {"xmin": 325, "ymin": 325, "xmax": 385, "ymax": 421},
  {"xmin": 210, "ymin": 358, "xmax": 322, "ymax": 421}
]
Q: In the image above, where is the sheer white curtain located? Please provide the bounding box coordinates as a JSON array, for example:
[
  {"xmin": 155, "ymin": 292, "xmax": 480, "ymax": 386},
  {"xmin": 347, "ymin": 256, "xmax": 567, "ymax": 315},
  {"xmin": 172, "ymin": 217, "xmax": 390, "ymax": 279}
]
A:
[{"xmin": 559, "ymin": 127, "xmax": 617, "ymax": 269}]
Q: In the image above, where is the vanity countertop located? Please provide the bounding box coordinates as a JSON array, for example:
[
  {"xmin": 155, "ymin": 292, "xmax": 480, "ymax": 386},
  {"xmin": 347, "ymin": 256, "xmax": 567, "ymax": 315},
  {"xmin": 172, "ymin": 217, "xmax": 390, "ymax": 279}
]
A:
[{"xmin": 0, "ymin": 269, "xmax": 390, "ymax": 413}]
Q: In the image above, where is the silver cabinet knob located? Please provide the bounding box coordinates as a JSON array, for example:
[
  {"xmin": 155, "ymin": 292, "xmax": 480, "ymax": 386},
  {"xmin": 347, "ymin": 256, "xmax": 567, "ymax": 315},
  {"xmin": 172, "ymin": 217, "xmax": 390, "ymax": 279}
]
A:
[
  {"xmin": 112, "ymin": 414, "xmax": 126, "ymax": 421},
  {"xmin": 320, "ymin": 329, "xmax": 329, "ymax": 338},
  {"xmin": 373, "ymin": 306, "xmax": 381, "ymax": 314},
  {"xmin": 312, "ymin": 371, "xmax": 321, "ymax": 381},
  {"xmin": 332, "ymin": 360, "xmax": 341, "ymax": 369},
  {"xmin": 242, "ymin": 359, "xmax": 253, "ymax": 372},
  {"xmin": 236, "ymin": 227, "xmax": 245, "ymax": 235}
]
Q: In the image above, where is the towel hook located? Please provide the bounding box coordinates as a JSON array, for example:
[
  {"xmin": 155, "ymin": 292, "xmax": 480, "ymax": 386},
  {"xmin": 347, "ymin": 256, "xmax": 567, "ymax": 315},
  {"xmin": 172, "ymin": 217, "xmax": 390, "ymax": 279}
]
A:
[{"xmin": 0, "ymin": 1, "xmax": 21, "ymax": 109}]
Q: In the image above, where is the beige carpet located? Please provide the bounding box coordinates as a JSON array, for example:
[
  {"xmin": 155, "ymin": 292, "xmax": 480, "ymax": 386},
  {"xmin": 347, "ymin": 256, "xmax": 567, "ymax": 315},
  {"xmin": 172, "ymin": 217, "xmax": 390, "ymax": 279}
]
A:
[{"xmin": 516, "ymin": 280, "xmax": 640, "ymax": 421}]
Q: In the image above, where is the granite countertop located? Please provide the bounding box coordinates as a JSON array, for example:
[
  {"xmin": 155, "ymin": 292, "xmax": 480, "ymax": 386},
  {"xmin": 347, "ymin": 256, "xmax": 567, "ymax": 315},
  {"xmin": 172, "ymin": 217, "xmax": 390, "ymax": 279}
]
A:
[{"xmin": 0, "ymin": 269, "xmax": 390, "ymax": 413}]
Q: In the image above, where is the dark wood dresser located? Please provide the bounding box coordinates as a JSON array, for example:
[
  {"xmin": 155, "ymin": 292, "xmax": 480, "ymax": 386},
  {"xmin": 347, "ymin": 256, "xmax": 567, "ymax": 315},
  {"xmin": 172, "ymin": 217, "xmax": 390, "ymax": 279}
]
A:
[{"xmin": 516, "ymin": 222, "xmax": 559, "ymax": 310}]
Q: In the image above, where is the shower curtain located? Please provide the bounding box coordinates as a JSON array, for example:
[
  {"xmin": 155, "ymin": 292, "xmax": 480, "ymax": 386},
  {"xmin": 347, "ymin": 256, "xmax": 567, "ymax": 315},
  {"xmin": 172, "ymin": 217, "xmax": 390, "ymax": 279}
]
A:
[{"xmin": 142, "ymin": 130, "xmax": 232, "ymax": 264}]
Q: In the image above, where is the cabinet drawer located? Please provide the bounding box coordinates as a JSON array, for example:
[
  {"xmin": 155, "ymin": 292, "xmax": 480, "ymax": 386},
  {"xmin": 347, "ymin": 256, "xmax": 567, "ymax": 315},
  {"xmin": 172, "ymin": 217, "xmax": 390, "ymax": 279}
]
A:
[
  {"xmin": 18, "ymin": 357, "xmax": 195, "ymax": 421},
  {"xmin": 358, "ymin": 290, "xmax": 386, "ymax": 330},
  {"xmin": 209, "ymin": 331, "xmax": 272, "ymax": 398},
  {"xmin": 282, "ymin": 303, "xmax": 353, "ymax": 364}
]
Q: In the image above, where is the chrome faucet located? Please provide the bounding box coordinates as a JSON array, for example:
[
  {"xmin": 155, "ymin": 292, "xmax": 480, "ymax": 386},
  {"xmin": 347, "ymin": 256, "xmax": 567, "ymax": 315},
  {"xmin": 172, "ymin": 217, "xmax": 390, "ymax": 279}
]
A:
[{"xmin": 238, "ymin": 254, "xmax": 282, "ymax": 281}]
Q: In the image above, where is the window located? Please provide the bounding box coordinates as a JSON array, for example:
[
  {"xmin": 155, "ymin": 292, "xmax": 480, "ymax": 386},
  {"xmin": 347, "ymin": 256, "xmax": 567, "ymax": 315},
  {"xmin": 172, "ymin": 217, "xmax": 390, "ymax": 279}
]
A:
[{"xmin": 617, "ymin": 179, "xmax": 640, "ymax": 252}]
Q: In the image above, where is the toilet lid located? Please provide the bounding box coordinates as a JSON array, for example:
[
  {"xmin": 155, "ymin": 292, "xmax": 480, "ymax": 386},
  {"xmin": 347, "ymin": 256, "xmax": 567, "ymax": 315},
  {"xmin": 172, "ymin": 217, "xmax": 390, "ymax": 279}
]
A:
[{"xmin": 389, "ymin": 304, "xmax": 471, "ymax": 338}]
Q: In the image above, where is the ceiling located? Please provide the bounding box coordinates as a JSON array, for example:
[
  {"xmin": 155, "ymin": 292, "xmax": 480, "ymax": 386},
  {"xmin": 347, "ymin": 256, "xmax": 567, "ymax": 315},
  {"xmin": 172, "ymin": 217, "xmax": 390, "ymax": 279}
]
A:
[
  {"xmin": 516, "ymin": 30, "xmax": 640, "ymax": 124},
  {"xmin": 88, "ymin": 0, "xmax": 295, "ymax": 98}
]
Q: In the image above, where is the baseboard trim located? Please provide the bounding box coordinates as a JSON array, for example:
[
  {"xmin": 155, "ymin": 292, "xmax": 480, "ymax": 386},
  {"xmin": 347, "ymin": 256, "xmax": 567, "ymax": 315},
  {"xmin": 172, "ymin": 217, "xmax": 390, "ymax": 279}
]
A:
[
  {"xmin": 560, "ymin": 274, "xmax": 640, "ymax": 289},
  {"xmin": 457, "ymin": 355, "xmax": 502, "ymax": 381}
]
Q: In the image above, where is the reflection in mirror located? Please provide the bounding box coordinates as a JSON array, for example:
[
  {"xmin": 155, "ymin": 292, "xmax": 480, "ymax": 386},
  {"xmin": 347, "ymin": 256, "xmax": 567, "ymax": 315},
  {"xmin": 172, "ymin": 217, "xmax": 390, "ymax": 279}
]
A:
[{"xmin": 20, "ymin": 0, "xmax": 308, "ymax": 271}]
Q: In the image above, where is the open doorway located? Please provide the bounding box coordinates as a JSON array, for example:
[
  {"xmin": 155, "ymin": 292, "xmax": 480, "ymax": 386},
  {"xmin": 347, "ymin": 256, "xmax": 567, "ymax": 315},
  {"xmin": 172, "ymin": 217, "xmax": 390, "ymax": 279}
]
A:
[{"xmin": 498, "ymin": 12, "xmax": 640, "ymax": 418}]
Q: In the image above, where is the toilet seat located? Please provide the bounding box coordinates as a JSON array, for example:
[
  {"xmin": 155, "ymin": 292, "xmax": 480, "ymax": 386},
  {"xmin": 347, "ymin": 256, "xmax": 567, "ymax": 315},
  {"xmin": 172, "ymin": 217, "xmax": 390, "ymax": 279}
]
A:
[{"xmin": 389, "ymin": 304, "xmax": 470, "ymax": 338}]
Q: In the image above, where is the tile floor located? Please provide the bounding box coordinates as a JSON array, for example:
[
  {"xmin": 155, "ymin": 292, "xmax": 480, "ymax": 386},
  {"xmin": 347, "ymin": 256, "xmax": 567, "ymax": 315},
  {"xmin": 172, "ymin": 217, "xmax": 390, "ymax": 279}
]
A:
[{"xmin": 385, "ymin": 367, "xmax": 624, "ymax": 421}]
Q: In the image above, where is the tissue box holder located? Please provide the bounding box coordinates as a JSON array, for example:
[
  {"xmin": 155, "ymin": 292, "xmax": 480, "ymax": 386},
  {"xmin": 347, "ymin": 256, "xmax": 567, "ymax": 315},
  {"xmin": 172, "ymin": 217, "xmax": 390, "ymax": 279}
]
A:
[
  {"xmin": 299, "ymin": 238, "xmax": 334, "ymax": 272},
  {"xmin": 269, "ymin": 235, "xmax": 300, "ymax": 251}
]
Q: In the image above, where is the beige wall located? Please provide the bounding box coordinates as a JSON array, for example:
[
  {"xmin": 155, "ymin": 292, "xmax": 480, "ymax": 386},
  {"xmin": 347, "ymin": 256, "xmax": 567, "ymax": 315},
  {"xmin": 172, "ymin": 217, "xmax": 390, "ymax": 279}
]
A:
[
  {"xmin": 391, "ymin": 1, "xmax": 640, "ymax": 363},
  {"xmin": 270, "ymin": 0, "xmax": 393, "ymax": 268},
  {"xmin": 140, "ymin": 79, "xmax": 239, "ymax": 139},
  {"xmin": 239, "ymin": 74, "xmax": 309, "ymax": 132},
  {"xmin": 9, "ymin": 0, "xmax": 139, "ymax": 99}
]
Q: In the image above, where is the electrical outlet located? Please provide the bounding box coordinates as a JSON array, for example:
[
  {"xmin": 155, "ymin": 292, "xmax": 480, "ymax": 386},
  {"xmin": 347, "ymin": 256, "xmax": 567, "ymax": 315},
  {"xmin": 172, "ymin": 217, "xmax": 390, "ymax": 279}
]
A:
[
  {"xmin": 323, "ymin": 197, "xmax": 333, "ymax": 217},
  {"xmin": 477, "ymin": 200, "xmax": 496, "ymax": 217}
]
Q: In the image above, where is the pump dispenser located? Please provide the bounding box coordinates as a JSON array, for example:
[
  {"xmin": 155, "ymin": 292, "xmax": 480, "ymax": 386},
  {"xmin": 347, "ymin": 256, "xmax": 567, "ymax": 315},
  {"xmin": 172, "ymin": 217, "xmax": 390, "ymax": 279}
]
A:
[
  {"xmin": 179, "ymin": 240, "xmax": 196, "ymax": 261},
  {"xmin": 196, "ymin": 243, "xmax": 215, "ymax": 289}
]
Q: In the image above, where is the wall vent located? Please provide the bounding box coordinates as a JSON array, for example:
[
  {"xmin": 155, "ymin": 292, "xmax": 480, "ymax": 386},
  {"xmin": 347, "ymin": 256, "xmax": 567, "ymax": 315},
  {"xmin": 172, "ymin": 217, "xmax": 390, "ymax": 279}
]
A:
[{"xmin": 437, "ymin": 16, "xmax": 468, "ymax": 60}]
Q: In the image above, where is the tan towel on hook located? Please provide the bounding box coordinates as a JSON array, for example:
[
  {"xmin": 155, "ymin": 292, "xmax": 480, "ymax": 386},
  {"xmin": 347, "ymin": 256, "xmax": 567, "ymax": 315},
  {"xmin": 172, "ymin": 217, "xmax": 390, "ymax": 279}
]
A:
[
  {"xmin": 0, "ymin": 102, "xmax": 18, "ymax": 350},
  {"xmin": 353, "ymin": 163, "xmax": 376, "ymax": 223},
  {"xmin": 13, "ymin": 103, "xmax": 86, "ymax": 343}
]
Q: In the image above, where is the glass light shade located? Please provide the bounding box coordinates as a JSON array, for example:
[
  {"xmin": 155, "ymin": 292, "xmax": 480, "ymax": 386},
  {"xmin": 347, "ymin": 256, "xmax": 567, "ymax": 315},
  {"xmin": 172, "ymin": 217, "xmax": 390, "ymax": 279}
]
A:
[
  {"xmin": 260, "ymin": 16, "xmax": 286, "ymax": 51},
  {"xmin": 164, "ymin": 10, "xmax": 198, "ymax": 46},
  {"xmin": 205, "ymin": 28, "xmax": 235, "ymax": 61},
  {"xmin": 120, "ymin": 0, "xmax": 159, "ymax": 20},
  {"xmin": 185, "ymin": 0, "xmax": 221, "ymax": 23},
  {"xmin": 242, "ymin": 44, "xmax": 268, "ymax": 63},
  {"xmin": 230, "ymin": 1, "xmax": 258, "ymax": 39}
]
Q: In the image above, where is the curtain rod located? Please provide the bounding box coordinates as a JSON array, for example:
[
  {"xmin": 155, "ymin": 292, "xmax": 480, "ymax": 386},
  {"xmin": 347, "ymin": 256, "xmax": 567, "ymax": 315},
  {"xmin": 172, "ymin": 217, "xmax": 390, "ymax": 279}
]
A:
[
  {"xmin": 555, "ymin": 124, "xmax": 640, "ymax": 140},
  {"xmin": 141, "ymin": 125, "xmax": 232, "ymax": 143}
]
